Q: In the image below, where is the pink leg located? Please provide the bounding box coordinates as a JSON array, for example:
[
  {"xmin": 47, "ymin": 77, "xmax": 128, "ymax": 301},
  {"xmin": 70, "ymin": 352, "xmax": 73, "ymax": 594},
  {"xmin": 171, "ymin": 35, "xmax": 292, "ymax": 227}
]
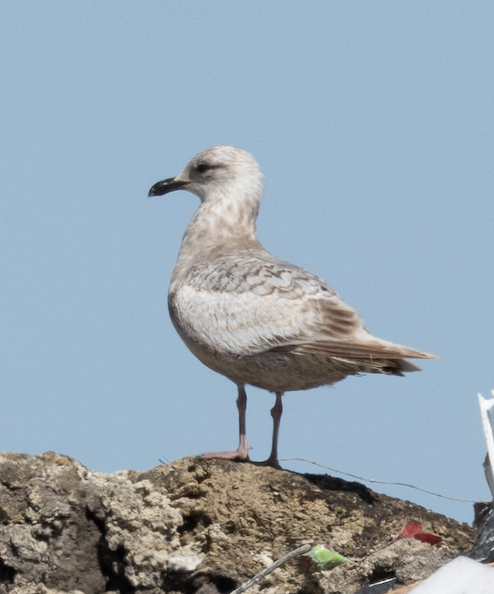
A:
[
  {"xmin": 199, "ymin": 384, "xmax": 250, "ymax": 461},
  {"xmin": 256, "ymin": 392, "xmax": 283, "ymax": 468}
]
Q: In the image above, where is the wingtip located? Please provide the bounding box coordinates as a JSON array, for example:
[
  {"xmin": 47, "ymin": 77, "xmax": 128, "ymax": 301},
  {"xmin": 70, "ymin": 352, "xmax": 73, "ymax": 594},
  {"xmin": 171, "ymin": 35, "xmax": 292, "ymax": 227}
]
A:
[{"xmin": 422, "ymin": 352, "xmax": 440, "ymax": 360}]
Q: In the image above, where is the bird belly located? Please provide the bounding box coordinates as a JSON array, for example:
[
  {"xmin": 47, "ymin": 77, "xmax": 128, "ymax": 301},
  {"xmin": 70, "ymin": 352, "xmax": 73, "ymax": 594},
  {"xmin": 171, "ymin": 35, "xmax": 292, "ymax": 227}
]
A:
[{"xmin": 169, "ymin": 313, "xmax": 359, "ymax": 392}]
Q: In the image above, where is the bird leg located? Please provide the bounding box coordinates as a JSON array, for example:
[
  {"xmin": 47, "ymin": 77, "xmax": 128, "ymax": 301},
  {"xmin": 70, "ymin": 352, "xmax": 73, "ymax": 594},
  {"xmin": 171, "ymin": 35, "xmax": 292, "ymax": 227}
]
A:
[
  {"xmin": 255, "ymin": 392, "xmax": 283, "ymax": 469},
  {"xmin": 199, "ymin": 384, "xmax": 250, "ymax": 461}
]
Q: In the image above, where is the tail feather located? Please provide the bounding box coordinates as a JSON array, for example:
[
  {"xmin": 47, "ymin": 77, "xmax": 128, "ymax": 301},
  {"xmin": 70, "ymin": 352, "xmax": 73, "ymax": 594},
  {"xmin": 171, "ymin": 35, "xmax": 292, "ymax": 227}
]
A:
[{"xmin": 329, "ymin": 355, "xmax": 422, "ymax": 377}]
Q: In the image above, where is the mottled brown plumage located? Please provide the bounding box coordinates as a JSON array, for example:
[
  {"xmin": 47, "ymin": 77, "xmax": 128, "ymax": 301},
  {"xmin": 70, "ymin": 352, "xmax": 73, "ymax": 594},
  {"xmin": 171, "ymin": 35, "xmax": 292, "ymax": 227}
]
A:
[{"xmin": 149, "ymin": 145, "xmax": 436, "ymax": 467}]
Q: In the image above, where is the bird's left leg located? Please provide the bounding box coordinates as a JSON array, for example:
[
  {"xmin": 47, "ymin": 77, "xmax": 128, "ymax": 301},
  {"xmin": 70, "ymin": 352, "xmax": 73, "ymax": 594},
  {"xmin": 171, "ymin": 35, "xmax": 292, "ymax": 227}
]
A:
[{"xmin": 256, "ymin": 392, "xmax": 283, "ymax": 469}]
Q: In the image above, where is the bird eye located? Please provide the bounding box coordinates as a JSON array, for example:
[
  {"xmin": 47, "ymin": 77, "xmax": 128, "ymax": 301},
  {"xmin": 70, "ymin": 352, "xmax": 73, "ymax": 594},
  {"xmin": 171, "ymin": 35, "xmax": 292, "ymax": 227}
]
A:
[{"xmin": 196, "ymin": 163, "xmax": 211, "ymax": 173}]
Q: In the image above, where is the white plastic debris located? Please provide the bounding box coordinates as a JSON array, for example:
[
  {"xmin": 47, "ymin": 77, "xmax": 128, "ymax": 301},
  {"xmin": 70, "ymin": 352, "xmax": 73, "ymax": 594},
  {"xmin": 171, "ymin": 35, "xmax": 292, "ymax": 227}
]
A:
[
  {"xmin": 413, "ymin": 556, "xmax": 494, "ymax": 593},
  {"xmin": 478, "ymin": 390, "xmax": 494, "ymax": 498}
]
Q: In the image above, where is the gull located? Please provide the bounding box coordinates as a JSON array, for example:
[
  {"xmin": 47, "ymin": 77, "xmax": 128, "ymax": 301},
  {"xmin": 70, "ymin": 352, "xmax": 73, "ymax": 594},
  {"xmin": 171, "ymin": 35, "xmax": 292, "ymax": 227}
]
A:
[{"xmin": 148, "ymin": 145, "xmax": 436, "ymax": 468}]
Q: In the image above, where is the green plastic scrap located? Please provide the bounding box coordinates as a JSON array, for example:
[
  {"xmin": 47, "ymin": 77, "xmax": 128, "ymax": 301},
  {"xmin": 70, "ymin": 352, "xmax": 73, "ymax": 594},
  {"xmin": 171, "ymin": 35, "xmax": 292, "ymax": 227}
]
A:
[{"xmin": 304, "ymin": 545, "xmax": 348, "ymax": 570}]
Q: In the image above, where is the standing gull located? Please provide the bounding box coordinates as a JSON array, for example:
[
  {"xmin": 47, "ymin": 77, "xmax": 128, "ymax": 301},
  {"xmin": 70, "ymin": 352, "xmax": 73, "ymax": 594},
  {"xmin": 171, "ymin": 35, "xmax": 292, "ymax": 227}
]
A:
[{"xmin": 149, "ymin": 145, "xmax": 436, "ymax": 468}]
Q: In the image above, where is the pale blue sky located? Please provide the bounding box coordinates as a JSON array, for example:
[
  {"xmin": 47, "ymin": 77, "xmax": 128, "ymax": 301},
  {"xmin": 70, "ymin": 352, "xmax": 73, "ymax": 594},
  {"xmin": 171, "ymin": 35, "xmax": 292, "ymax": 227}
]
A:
[{"xmin": 1, "ymin": 2, "xmax": 493, "ymax": 524}]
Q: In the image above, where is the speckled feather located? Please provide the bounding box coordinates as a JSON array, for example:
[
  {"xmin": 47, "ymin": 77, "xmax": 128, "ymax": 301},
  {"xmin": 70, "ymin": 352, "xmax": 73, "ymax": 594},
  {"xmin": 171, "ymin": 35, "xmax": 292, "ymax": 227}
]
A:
[
  {"xmin": 155, "ymin": 145, "xmax": 435, "ymax": 395},
  {"xmin": 149, "ymin": 145, "xmax": 437, "ymax": 464}
]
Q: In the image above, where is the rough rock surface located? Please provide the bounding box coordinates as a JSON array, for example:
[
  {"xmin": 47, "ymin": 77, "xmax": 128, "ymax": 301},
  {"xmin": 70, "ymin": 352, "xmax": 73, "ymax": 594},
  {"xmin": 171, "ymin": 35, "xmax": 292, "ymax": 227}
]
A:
[{"xmin": 0, "ymin": 452, "xmax": 476, "ymax": 594}]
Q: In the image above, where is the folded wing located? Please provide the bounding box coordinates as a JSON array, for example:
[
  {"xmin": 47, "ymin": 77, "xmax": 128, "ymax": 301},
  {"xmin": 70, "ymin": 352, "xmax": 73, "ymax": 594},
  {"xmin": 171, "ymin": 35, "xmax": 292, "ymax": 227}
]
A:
[{"xmin": 172, "ymin": 252, "xmax": 436, "ymax": 363}]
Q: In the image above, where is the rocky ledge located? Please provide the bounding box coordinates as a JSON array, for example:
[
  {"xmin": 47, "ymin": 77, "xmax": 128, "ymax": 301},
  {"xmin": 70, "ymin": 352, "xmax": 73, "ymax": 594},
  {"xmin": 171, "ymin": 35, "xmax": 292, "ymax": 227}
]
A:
[{"xmin": 0, "ymin": 452, "xmax": 476, "ymax": 594}]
